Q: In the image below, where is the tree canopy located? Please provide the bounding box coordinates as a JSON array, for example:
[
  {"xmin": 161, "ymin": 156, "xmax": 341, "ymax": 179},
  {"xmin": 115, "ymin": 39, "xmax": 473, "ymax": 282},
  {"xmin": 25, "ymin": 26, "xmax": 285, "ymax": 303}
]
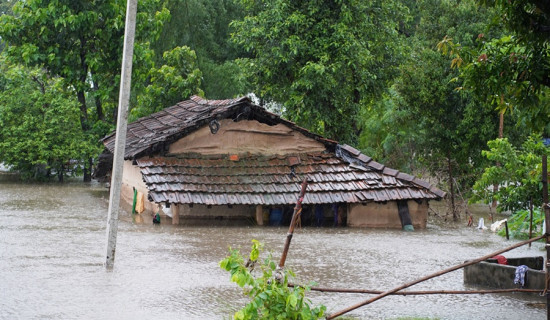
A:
[
  {"xmin": 231, "ymin": 0, "xmax": 407, "ymax": 143},
  {"xmin": 0, "ymin": 58, "xmax": 99, "ymax": 181},
  {"xmin": 0, "ymin": 0, "xmax": 175, "ymax": 180},
  {"xmin": 470, "ymin": 135, "xmax": 550, "ymax": 213},
  {"xmin": 438, "ymin": 0, "xmax": 550, "ymax": 134},
  {"xmin": 0, "ymin": 0, "xmax": 546, "ymax": 221}
]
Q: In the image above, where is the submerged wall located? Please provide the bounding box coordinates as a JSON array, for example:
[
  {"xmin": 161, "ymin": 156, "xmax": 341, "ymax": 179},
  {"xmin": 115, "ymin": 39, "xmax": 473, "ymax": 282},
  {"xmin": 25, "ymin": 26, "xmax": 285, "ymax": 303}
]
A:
[
  {"xmin": 347, "ymin": 200, "xmax": 428, "ymax": 229},
  {"xmin": 172, "ymin": 204, "xmax": 256, "ymax": 221}
]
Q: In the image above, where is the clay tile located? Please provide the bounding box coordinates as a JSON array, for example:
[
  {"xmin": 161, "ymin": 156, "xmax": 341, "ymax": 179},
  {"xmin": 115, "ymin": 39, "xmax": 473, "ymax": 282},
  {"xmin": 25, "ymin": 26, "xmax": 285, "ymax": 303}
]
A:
[
  {"xmin": 383, "ymin": 167, "xmax": 399, "ymax": 177},
  {"xmin": 358, "ymin": 154, "xmax": 372, "ymax": 163},
  {"xmin": 342, "ymin": 144, "xmax": 361, "ymax": 156},
  {"xmin": 397, "ymin": 172, "xmax": 415, "ymax": 182},
  {"xmin": 368, "ymin": 161, "xmax": 384, "ymax": 171},
  {"xmin": 288, "ymin": 156, "xmax": 301, "ymax": 166},
  {"xmin": 413, "ymin": 177, "xmax": 431, "ymax": 189},
  {"xmin": 430, "ymin": 186, "xmax": 447, "ymax": 198}
]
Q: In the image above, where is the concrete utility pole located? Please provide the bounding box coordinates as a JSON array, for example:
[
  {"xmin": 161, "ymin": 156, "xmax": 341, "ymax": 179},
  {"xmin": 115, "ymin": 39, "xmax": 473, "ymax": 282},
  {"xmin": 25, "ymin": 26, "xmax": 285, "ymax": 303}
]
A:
[
  {"xmin": 542, "ymin": 154, "xmax": 549, "ymax": 319},
  {"xmin": 105, "ymin": 0, "xmax": 138, "ymax": 269}
]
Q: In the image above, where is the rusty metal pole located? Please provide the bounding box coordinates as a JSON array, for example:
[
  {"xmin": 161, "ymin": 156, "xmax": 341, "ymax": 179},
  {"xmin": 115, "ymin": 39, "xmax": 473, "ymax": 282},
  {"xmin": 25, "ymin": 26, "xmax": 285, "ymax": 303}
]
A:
[
  {"xmin": 542, "ymin": 154, "xmax": 549, "ymax": 320},
  {"xmin": 104, "ymin": 0, "xmax": 137, "ymax": 269},
  {"xmin": 289, "ymin": 284, "xmax": 542, "ymax": 295},
  {"xmin": 278, "ymin": 178, "xmax": 308, "ymax": 269}
]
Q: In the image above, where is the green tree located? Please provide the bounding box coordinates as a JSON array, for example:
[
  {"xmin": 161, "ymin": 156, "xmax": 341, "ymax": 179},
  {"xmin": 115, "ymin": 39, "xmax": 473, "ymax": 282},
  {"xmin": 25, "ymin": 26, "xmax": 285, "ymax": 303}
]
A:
[
  {"xmin": 154, "ymin": 0, "xmax": 250, "ymax": 99},
  {"xmin": 360, "ymin": 0, "xmax": 511, "ymax": 219},
  {"xmin": 131, "ymin": 46, "xmax": 203, "ymax": 120},
  {"xmin": 0, "ymin": 0, "xmax": 15, "ymax": 51},
  {"xmin": 0, "ymin": 0, "xmax": 14, "ymax": 15},
  {"xmin": 438, "ymin": 0, "xmax": 550, "ymax": 134},
  {"xmin": 470, "ymin": 135, "xmax": 549, "ymax": 213},
  {"xmin": 0, "ymin": 58, "xmax": 99, "ymax": 181},
  {"xmin": 231, "ymin": 0, "xmax": 407, "ymax": 143},
  {"xmin": 358, "ymin": 87, "xmax": 424, "ymax": 173},
  {"xmin": 0, "ymin": 0, "xmax": 169, "ymax": 180}
]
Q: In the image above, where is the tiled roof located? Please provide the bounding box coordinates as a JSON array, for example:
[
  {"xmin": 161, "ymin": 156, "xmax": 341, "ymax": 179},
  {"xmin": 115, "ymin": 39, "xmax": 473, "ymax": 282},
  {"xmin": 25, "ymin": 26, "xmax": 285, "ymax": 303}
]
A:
[
  {"xmin": 102, "ymin": 95, "xmax": 335, "ymax": 159},
  {"xmin": 103, "ymin": 95, "xmax": 446, "ymax": 205},
  {"xmin": 137, "ymin": 147, "xmax": 445, "ymax": 206}
]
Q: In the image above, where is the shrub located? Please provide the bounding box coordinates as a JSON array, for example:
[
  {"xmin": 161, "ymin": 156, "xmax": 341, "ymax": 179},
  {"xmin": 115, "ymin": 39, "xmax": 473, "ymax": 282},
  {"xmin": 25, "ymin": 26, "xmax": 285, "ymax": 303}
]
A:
[{"xmin": 220, "ymin": 240, "xmax": 326, "ymax": 320}]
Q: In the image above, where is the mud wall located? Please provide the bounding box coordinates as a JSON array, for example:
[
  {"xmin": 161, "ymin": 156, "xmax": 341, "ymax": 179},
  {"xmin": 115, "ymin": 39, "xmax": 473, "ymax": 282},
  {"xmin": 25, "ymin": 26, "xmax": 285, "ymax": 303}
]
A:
[
  {"xmin": 168, "ymin": 119, "xmax": 326, "ymax": 155},
  {"xmin": 120, "ymin": 160, "xmax": 158, "ymax": 214},
  {"xmin": 347, "ymin": 200, "xmax": 428, "ymax": 229}
]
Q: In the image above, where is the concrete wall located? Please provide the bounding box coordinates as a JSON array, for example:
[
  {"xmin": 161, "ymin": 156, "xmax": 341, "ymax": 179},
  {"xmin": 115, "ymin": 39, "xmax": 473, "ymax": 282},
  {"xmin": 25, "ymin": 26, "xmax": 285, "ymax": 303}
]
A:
[
  {"xmin": 464, "ymin": 261, "xmax": 545, "ymax": 291},
  {"xmin": 347, "ymin": 200, "xmax": 428, "ymax": 229}
]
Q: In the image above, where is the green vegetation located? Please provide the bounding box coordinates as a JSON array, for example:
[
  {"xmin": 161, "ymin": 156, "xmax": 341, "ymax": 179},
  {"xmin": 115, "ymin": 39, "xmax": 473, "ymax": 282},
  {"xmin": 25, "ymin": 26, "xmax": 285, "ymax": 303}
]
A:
[
  {"xmin": 470, "ymin": 135, "xmax": 549, "ymax": 213},
  {"xmin": 470, "ymin": 135, "xmax": 549, "ymax": 239},
  {"xmin": 220, "ymin": 240, "xmax": 326, "ymax": 320},
  {"xmin": 0, "ymin": 0, "xmax": 548, "ymax": 221},
  {"xmin": 497, "ymin": 208, "xmax": 544, "ymax": 240},
  {"xmin": 0, "ymin": 57, "xmax": 100, "ymax": 181},
  {"xmin": 231, "ymin": 0, "xmax": 407, "ymax": 143}
]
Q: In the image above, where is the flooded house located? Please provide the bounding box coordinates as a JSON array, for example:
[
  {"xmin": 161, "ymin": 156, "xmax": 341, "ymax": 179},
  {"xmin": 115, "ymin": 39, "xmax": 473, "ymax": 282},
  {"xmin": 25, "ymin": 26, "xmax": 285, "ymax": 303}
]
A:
[{"xmin": 97, "ymin": 96, "xmax": 445, "ymax": 229}]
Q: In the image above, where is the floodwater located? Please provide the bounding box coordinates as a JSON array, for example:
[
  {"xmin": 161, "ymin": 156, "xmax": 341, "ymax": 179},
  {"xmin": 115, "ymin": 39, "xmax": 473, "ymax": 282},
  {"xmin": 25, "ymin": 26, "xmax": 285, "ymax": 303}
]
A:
[{"xmin": 0, "ymin": 174, "xmax": 546, "ymax": 320}]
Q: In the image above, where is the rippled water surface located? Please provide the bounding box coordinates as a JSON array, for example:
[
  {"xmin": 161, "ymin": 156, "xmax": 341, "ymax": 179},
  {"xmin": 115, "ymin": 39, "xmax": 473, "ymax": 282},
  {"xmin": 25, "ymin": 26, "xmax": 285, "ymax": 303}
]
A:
[{"xmin": 0, "ymin": 177, "xmax": 545, "ymax": 319}]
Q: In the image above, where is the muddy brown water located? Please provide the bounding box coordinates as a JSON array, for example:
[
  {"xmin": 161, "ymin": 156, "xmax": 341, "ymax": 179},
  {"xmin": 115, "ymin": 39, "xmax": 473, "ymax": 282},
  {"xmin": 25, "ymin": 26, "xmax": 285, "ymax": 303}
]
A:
[{"xmin": 0, "ymin": 176, "xmax": 545, "ymax": 319}]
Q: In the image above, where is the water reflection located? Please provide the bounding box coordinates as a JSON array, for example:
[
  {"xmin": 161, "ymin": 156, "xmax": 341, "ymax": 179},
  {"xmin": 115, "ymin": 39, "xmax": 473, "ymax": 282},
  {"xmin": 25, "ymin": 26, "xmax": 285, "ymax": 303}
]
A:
[{"xmin": 0, "ymin": 177, "xmax": 545, "ymax": 319}]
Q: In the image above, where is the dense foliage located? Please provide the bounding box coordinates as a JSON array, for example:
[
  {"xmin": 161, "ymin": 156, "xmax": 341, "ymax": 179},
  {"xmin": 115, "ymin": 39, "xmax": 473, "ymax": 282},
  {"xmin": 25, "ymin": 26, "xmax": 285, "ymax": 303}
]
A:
[
  {"xmin": 153, "ymin": 0, "xmax": 250, "ymax": 99},
  {"xmin": 131, "ymin": 46, "xmax": 203, "ymax": 120},
  {"xmin": 0, "ymin": 58, "xmax": 99, "ymax": 181},
  {"xmin": 438, "ymin": 0, "xmax": 550, "ymax": 134},
  {"xmin": 220, "ymin": 240, "xmax": 326, "ymax": 320},
  {"xmin": 497, "ymin": 208, "xmax": 544, "ymax": 240},
  {"xmin": 0, "ymin": 0, "xmax": 547, "ymax": 222},
  {"xmin": 231, "ymin": 0, "xmax": 407, "ymax": 143},
  {"xmin": 0, "ymin": 0, "xmax": 171, "ymax": 180},
  {"xmin": 470, "ymin": 135, "xmax": 549, "ymax": 213}
]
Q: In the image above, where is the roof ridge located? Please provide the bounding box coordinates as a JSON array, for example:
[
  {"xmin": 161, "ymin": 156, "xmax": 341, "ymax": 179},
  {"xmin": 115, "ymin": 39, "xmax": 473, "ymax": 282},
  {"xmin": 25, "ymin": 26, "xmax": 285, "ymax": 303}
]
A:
[{"xmin": 190, "ymin": 95, "xmax": 249, "ymax": 106}]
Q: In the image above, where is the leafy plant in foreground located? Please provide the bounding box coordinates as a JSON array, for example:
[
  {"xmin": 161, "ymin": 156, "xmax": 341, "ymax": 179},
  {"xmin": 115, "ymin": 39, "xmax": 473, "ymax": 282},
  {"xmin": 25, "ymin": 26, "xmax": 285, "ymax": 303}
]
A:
[{"xmin": 220, "ymin": 240, "xmax": 326, "ymax": 320}]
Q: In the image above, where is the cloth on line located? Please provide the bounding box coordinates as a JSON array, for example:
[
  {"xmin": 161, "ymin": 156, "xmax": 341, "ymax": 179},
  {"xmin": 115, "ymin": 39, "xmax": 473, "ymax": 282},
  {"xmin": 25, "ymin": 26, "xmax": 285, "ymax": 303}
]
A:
[{"xmin": 514, "ymin": 265, "xmax": 528, "ymax": 287}]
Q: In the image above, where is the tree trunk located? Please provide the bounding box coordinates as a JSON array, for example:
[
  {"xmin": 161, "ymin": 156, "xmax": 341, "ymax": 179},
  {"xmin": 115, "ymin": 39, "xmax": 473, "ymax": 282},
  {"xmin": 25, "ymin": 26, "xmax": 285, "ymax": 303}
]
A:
[
  {"xmin": 77, "ymin": 89, "xmax": 88, "ymax": 130},
  {"xmin": 92, "ymin": 76, "xmax": 104, "ymax": 121},
  {"xmin": 76, "ymin": 89, "xmax": 92, "ymax": 182},
  {"xmin": 498, "ymin": 111, "xmax": 504, "ymax": 138},
  {"xmin": 83, "ymin": 157, "xmax": 92, "ymax": 182},
  {"xmin": 58, "ymin": 163, "xmax": 64, "ymax": 183},
  {"xmin": 447, "ymin": 153, "xmax": 457, "ymax": 221},
  {"xmin": 491, "ymin": 111, "xmax": 504, "ymax": 210}
]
